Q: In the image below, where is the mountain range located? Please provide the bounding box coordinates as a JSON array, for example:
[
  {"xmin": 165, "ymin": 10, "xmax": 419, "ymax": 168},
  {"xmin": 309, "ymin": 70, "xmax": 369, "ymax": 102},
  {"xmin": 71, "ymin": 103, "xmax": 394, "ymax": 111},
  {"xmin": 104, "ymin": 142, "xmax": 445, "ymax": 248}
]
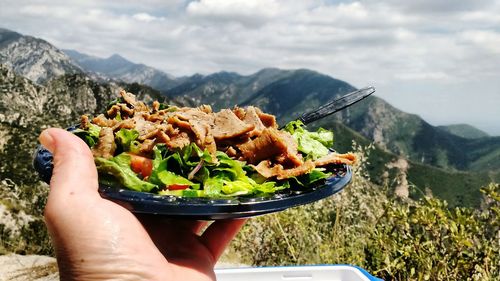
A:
[{"xmin": 1, "ymin": 27, "xmax": 499, "ymax": 207}]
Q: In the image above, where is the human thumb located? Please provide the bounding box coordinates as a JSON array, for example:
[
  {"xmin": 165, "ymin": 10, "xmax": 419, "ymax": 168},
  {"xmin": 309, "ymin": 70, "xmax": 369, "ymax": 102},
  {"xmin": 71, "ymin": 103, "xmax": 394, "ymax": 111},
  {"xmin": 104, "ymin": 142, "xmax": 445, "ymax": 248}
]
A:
[{"xmin": 39, "ymin": 128, "xmax": 99, "ymax": 199}]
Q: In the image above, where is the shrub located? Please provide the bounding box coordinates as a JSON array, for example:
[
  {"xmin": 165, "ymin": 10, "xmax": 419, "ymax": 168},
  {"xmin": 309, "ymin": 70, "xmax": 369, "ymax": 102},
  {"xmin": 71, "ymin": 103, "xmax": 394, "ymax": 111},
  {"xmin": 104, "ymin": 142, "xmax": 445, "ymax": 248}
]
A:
[{"xmin": 228, "ymin": 145, "xmax": 500, "ymax": 280}]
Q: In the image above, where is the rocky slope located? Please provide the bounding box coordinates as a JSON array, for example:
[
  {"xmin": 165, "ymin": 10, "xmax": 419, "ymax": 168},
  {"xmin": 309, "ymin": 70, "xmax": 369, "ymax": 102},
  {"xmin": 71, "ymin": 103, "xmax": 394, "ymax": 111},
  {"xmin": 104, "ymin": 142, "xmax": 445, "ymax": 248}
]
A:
[
  {"xmin": 0, "ymin": 64, "xmax": 169, "ymax": 186},
  {"xmin": 0, "ymin": 29, "xmax": 81, "ymax": 84}
]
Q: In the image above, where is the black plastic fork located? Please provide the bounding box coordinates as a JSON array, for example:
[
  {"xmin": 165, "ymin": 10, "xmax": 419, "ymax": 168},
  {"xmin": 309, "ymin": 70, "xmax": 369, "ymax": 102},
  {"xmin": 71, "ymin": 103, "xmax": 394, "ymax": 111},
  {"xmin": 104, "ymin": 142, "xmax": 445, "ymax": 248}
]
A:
[{"xmin": 280, "ymin": 86, "xmax": 375, "ymax": 129}]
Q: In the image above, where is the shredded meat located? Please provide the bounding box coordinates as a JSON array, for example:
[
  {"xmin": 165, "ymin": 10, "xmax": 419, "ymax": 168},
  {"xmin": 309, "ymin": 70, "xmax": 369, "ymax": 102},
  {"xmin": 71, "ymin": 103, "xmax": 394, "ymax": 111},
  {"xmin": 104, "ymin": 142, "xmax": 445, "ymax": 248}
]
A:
[
  {"xmin": 237, "ymin": 128, "xmax": 302, "ymax": 166},
  {"xmin": 253, "ymin": 160, "xmax": 315, "ymax": 180},
  {"xmin": 92, "ymin": 127, "xmax": 116, "ymax": 159},
  {"xmin": 198, "ymin": 104, "xmax": 212, "ymax": 114},
  {"xmin": 106, "ymin": 105, "xmax": 120, "ymax": 118},
  {"xmin": 120, "ymin": 90, "xmax": 149, "ymax": 112},
  {"xmin": 242, "ymin": 106, "xmax": 266, "ymax": 137},
  {"xmin": 176, "ymin": 110, "xmax": 217, "ymax": 157},
  {"xmin": 93, "ymin": 114, "xmax": 117, "ymax": 128},
  {"xmin": 140, "ymin": 138, "xmax": 156, "ymax": 154},
  {"xmin": 156, "ymin": 130, "xmax": 170, "ymax": 143},
  {"xmin": 165, "ymin": 131, "xmax": 191, "ymax": 149},
  {"xmin": 212, "ymin": 109, "xmax": 255, "ymax": 140},
  {"xmin": 81, "ymin": 115, "xmax": 91, "ymax": 130},
  {"xmin": 255, "ymin": 107, "xmax": 278, "ymax": 128},
  {"xmin": 232, "ymin": 107, "xmax": 246, "ymax": 120},
  {"xmin": 168, "ymin": 116, "xmax": 191, "ymax": 131},
  {"xmin": 138, "ymin": 128, "xmax": 159, "ymax": 141},
  {"xmin": 152, "ymin": 101, "xmax": 160, "ymax": 112},
  {"xmin": 277, "ymin": 130, "xmax": 303, "ymax": 167},
  {"xmin": 314, "ymin": 152, "xmax": 357, "ymax": 166},
  {"xmin": 133, "ymin": 115, "xmax": 157, "ymax": 137},
  {"xmin": 237, "ymin": 128, "xmax": 287, "ymax": 164}
]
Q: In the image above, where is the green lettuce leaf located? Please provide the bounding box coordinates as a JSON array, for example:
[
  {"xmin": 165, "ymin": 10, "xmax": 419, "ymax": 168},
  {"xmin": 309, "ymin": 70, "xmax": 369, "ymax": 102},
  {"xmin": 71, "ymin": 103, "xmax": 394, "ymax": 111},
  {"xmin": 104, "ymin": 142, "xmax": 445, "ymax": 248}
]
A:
[
  {"xmin": 95, "ymin": 154, "xmax": 156, "ymax": 192},
  {"xmin": 73, "ymin": 123, "xmax": 101, "ymax": 147},
  {"xmin": 221, "ymin": 180, "xmax": 253, "ymax": 196},
  {"xmin": 283, "ymin": 120, "xmax": 333, "ymax": 160},
  {"xmin": 156, "ymin": 170, "xmax": 197, "ymax": 188},
  {"xmin": 115, "ymin": 128, "xmax": 140, "ymax": 152}
]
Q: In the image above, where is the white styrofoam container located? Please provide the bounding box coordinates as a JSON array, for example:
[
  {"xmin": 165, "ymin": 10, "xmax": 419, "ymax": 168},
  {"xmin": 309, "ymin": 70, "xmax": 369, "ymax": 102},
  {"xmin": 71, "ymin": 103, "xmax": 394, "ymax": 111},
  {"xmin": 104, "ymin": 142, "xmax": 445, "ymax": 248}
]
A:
[{"xmin": 215, "ymin": 265, "xmax": 381, "ymax": 281}]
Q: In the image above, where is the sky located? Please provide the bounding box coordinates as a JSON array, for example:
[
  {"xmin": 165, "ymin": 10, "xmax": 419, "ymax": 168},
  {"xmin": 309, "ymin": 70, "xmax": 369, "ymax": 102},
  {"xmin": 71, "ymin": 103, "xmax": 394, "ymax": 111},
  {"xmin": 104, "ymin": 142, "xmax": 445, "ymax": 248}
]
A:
[{"xmin": 1, "ymin": 0, "xmax": 500, "ymax": 135}]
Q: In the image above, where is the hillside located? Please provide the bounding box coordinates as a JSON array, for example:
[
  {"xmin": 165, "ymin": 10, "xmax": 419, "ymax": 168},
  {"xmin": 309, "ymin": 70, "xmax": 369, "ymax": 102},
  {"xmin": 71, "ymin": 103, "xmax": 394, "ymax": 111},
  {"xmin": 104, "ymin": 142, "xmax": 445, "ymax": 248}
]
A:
[
  {"xmin": 315, "ymin": 121, "xmax": 500, "ymax": 207},
  {"xmin": 0, "ymin": 64, "xmax": 168, "ymax": 185},
  {"xmin": 0, "ymin": 28, "xmax": 81, "ymax": 84}
]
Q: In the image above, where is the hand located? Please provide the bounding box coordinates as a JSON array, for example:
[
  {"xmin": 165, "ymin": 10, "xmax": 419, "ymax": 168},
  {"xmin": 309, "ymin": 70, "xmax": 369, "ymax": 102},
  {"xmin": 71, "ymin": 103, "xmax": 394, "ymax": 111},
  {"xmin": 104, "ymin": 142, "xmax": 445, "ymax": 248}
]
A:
[{"xmin": 40, "ymin": 128, "xmax": 246, "ymax": 281}]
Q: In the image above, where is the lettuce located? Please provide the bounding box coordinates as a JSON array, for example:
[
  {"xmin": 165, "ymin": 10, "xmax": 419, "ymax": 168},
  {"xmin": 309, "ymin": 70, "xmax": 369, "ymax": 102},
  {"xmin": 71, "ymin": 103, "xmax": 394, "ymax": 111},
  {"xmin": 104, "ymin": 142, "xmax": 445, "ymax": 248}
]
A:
[
  {"xmin": 95, "ymin": 153, "xmax": 156, "ymax": 192},
  {"xmin": 283, "ymin": 120, "xmax": 333, "ymax": 160},
  {"xmin": 142, "ymin": 143, "xmax": 290, "ymax": 197},
  {"xmin": 156, "ymin": 170, "xmax": 198, "ymax": 188},
  {"xmin": 115, "ymin": 128, "xmax": 140, "ymax": 153},
  {"xmin": 73, "ymin": 123, "xmax": 101, "ymax": 147}
]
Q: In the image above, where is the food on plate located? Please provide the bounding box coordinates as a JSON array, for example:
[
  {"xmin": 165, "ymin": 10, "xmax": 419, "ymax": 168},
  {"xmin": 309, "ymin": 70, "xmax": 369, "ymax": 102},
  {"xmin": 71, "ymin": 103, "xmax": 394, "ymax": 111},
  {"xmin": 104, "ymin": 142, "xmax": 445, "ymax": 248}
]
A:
[{"xmin": 73, "ymin": 90, "xmax": 356, "ymax": 198}]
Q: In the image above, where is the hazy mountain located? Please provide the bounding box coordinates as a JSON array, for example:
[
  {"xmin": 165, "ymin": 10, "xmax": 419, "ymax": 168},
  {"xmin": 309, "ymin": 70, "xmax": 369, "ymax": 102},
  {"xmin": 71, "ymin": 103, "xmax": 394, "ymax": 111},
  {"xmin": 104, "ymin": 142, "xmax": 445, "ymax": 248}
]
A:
[
  {"xmin": 64, "ymin": 49, "xmax": 182, "ymax": 92},
  {"xmin": 164, "ymin": 68, "xmax": 500, "ymax": 172},
  {"xmin": 0, "ymin": 28, "xmax": 81, "ymax": 84},
  {"xmin": 438, "ymin": 124, "xmax": 490, "ymax": 139}
]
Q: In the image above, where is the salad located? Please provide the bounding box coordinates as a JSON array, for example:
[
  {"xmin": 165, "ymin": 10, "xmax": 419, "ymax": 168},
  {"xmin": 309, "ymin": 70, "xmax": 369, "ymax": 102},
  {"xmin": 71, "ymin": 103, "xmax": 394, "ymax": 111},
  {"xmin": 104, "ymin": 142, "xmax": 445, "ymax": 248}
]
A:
[{"xmin": 74, "ymin": 90, "xmax": 356, "ymax": 198}]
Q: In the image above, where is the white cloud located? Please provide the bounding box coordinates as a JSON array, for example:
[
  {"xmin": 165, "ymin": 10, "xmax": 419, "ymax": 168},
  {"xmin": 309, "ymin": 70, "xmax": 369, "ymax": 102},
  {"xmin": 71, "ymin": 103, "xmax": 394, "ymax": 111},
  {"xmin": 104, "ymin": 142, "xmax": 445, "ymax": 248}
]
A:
[
  {"xmin": 186, "ymin": 0, "xmax": 282, "ymax": 27},
  {"xmin": 132, "ymin": 13, "xmax": 165, "ymax": 22},
  {"xmin": 1, "ymin": 0, "xmax": 500, "ymax": 134},
  {"xmin": 459, "ymin": 30, "xmax": 500, "ymax": 54}
]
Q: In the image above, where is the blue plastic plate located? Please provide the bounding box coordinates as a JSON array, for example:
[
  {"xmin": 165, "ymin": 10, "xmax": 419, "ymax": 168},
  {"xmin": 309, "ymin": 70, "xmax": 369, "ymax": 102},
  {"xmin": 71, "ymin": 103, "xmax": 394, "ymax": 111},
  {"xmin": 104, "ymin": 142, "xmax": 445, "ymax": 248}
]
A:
[{"xmin": 33, "ymin": 145, "xmax": 351, "ymax": 220}]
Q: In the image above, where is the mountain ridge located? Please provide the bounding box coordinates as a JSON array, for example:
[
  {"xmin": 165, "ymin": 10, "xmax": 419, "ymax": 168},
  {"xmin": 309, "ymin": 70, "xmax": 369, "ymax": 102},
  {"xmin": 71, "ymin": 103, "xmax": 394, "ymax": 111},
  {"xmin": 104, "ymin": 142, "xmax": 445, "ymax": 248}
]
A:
[
  {"xmin": 63, "ymin": 49, "xmax": 181, "ymax": 92},
  {"xmin": 0, "ymin": 29, "xmax": 81, "ymax": 84}
]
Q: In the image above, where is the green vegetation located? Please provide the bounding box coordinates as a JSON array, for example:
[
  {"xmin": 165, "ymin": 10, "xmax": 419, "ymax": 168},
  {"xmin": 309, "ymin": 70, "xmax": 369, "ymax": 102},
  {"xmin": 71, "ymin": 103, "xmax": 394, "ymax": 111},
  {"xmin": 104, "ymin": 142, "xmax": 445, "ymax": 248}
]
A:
[
  {"xmin": 228, "ymin": 145, "xmax": 500, "ymax": 280},
  {"xmin": 1, "ymin": 134, "xmax": 498, "ymax": 280}
]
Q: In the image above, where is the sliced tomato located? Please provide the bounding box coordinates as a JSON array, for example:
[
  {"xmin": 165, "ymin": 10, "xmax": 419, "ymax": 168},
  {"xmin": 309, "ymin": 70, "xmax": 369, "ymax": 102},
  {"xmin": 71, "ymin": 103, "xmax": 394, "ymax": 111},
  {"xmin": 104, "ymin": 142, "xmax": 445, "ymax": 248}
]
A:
[
  {"xmin": 141, "ymin": 158, "xmax": 153, "ymax": 177},
  {"xmin": 129, "ymin": 154, "xmax": 153, "ymax": 178},
  {"xmin": 167, "ymin": 184, "xmax": 190, "ymax": 190}
]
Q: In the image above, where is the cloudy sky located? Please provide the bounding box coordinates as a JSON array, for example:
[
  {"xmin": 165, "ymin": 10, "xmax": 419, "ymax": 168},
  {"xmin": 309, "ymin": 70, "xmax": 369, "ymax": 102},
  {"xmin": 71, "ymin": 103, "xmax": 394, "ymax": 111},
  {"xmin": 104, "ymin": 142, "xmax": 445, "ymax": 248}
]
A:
[{"xmin": 2, "ymin": 0, "xmax": 500, "ymax": 135}]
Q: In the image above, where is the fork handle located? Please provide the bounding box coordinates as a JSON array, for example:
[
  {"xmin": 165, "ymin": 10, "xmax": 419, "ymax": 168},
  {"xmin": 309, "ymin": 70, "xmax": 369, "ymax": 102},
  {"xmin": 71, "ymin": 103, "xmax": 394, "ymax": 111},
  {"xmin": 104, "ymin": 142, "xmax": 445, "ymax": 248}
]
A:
[{"xmin": 298, "ymin": 86, "xmax": 375, "ymax": 125}]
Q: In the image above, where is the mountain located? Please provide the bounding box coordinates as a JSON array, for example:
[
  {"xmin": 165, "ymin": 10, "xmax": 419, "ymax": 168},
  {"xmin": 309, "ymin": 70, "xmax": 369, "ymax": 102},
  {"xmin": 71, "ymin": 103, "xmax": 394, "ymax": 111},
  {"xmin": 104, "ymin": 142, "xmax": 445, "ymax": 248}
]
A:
[
  {"xmin": 325, "ymin": 122, "xmax": 500, "ymax": 207},
  {"xmin": 438, "ymin": 124, "xmax": 490, "ymax": 139},
  {"xmin": 164, "ymin": 68, "xmax": 500, "ymax": 172},
  {"xmin": 64, "ymin": 49, "xmax": 182, "ymax": 92},
  {"xmin": 0, "ymin": 28, "xmax": 81, "ymax": 84}
]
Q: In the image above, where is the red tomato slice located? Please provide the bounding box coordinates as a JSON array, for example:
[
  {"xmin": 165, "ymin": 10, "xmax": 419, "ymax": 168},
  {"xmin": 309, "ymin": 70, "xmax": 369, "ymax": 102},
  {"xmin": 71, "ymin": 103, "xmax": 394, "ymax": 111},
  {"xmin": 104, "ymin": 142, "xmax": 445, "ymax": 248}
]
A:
[
  {"xmin": 141, "ymin": 159, "xmax": 153, "ymax": 177},
  {"xmin": 129, "ymin": 154, "xmax": 153, "ymax": 178},
  {"xmin": 168, "ymin": 184, "xmax": 190, "ymax": 190}
]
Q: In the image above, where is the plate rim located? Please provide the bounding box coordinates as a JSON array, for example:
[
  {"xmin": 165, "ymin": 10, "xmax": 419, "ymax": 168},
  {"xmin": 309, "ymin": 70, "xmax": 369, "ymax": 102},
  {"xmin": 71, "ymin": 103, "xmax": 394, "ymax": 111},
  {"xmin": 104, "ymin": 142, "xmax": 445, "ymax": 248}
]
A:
[{"xmin": 34, "ymin": 144, "xmax": 352, "ymax": 219}]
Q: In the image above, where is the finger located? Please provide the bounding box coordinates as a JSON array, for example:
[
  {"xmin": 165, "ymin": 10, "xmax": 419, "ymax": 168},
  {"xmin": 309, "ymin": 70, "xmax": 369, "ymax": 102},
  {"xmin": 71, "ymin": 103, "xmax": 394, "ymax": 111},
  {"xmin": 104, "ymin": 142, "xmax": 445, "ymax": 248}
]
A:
[
  {"xmin": 39, "ymin": 128, "xmax": 99, "ymax": 197},
  {"xmin": 200, "ymin": 219, "xmax": 247, "ymax": 261},
  {"xmin": 137, "ymin": 216, "xmax": 209, "ymax": 255},
  {"xmin": 138, "ymin": 216, "xmax": 208, "ymax": 236}
]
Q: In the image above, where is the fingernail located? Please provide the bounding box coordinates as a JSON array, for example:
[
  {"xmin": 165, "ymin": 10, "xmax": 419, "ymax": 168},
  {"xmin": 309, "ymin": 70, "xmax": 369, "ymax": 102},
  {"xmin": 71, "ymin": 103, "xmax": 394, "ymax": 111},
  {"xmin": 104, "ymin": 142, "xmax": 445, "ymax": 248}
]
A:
[{"xmin": 39, "ymin": 130, "xmax": 55, "ymax": 153}]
